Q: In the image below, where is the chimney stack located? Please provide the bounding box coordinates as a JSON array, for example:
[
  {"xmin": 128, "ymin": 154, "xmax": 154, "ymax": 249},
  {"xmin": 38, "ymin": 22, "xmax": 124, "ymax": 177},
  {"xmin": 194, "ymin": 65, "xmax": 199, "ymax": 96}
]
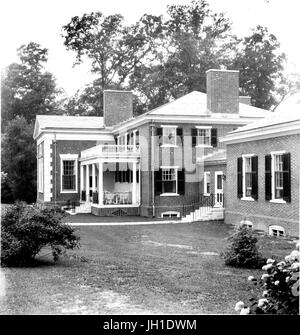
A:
[
  {"xmin": 206, "ymin": 69, "xmax": 239, "ymax": 114},
  {"xmin": 103, "ymin": 90, "xmax": 133, "ymax": 127}
]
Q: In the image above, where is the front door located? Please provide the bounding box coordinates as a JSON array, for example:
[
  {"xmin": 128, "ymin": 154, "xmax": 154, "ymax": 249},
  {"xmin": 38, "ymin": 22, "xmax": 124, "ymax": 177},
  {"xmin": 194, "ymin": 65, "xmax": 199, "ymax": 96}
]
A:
[{"xmin": 215, "ymin": 171, "xmax": 224, "ymax": 207}]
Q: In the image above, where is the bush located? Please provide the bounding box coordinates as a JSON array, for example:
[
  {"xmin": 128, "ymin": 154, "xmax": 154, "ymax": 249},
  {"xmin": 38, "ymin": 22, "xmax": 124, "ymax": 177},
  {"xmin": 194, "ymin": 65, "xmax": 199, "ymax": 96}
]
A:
[
  {"xmin": 1, "ymin": 202, "xmax": 80, "ymax": 266},
  {"xmin": 235, "ymin": 243, "xmax": 299, "ymax": 315},
  {"xmin": 221, "ymin": 225, "xmax": 266, "ymax": 269}
]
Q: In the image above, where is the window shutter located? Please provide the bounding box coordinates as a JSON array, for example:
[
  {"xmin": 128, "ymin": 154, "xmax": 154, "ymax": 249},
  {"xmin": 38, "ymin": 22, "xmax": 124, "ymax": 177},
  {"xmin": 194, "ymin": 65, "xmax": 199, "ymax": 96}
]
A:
[
  {"xmin": 177, "ymin": 169, "xmax": 185, "ymax": 195},
  {"xmin": 177, "ymin": 128, "xmax": 183, "ymax": 146},
  {"xmin": 251, "ymin": 156, "xmax": 258, "ymax": 200},
  {"xmin": 265, "ymin": 155, "xmax": 272, "ymax": 201},
  {"xmin": 282, "ymin": 153, "xmax": 291, "ymax": 202},
  {"xmin": 237, "ymin": 157, "xmax": 243, "ymax": 198},
  {"xmin": 211, "ymin": 128, "xmax": 218, "ymax": 147},
  {"xmin": 126, "ymin": 133, "xmax": 130, "ymax": 145},
  {"xmin": 156, "ymin": 127, "xmax": 162, "ymax": 146},
  {"xmin": 154, "ymin": 169, "xmax": 162, "ymax": 195},
  {"xmin": 192, "ymin": 128, "xmax": 197, "ymax": 147}
]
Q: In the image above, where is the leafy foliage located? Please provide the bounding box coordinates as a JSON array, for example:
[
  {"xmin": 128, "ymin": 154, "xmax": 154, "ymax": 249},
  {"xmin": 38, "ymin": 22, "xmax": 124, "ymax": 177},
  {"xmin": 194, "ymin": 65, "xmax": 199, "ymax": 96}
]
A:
[
  {"xmin": 221, "ymin": 225, "xmax": 266, "ymax": 269},
  {"xmin": 235, "ymin": 244, "xmax": 299, "ymax": 315},
  {"xmin": 1, "ymin": 202, "xmax": 80, "ymax": 266},
  {"xmin": 1, "ymin": 42, "xmax": 61, "ymax": 129},
  {"xmin": 1, "ymin": 116, "xmax": 36, "ymax": 203}
]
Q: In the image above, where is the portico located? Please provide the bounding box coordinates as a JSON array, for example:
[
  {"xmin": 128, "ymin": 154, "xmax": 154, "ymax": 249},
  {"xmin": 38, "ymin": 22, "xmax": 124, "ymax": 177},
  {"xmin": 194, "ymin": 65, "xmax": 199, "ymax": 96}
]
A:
[{"xmin": 79, "ymin": 144, "xmax": 141, "ymax": 210}]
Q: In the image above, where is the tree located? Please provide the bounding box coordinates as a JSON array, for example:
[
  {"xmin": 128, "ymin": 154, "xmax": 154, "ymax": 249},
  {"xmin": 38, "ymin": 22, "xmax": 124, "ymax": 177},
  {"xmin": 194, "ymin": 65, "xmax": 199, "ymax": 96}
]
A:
[
  {"xmin": 1, "ymin": 116, "xmax": 37, "ymax": 203},
  {"xmin": 129, "ymin": 0, "xmax": 236, "ymax": 110},
  {"xmin": 62, "ymin": 12, "xmax": 164, "ymax": 90},
  {"xmin": 1, "ymin": 42, "xmax": 60, "ymax": 129},
  {"xmin": 232, "ymin": 25, "xmax": 286, "ymax": 110}
]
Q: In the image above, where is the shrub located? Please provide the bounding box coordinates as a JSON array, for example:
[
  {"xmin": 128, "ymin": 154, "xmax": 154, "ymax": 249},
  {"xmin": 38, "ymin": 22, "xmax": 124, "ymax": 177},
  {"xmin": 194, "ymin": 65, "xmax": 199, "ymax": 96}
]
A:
[
  {"xmin": 235, "ymin": 243, "xmax": 299, "ymax": 315},
  {"xmin": 221, "ymin": 225, "xmax": 266, "ymax": 269},
  {"xmin": 1, "ymin": 202, "xmax": 80, "ymax": 266}
]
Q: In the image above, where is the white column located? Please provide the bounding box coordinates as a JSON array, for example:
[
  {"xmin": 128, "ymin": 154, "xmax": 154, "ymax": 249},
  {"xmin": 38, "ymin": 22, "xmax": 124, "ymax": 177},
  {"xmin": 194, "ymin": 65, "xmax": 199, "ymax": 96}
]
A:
[
  {"xmin": 98, "ymin": 161, "xmax": 103, "ymax": 205},
  {"xmin": 132, "ymin": 161, "xmax": 137, "ymax": 204},
  {"xmin": 80, "ymin": 164, "xmax": 84, "ymax": 200},
  {"xmin": 92, "ymin": 164, "xmax": 96, "ymax": 192},
  {"xmin": 86, "ymin": 164, "xmax": 89, "ymax": 203}
]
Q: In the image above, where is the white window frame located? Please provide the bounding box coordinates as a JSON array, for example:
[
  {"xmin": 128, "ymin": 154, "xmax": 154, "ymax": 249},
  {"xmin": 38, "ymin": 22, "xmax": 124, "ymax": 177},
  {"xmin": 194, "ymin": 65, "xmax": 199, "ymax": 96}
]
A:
[
  {"xmin": 161, "ymin": 211, "xmax": 180, "ymax": 218},
  {"xmin": 241, "ymin": 154, "xmax": 255, "ymax": 201},
  {"xmin": 37, "ymin": 142, "xmax": 44, "ymax": 193},
  {"xmin": 270, "ymin": 151, "xmax": 286, "ymax": 204},
  {"xmin": 195, "ymin": 126, "xmax": 212, "ymax": 148},
  {"xmin": 60, "ymin": 154, "xmax": 78, "ymax": 193},
  {"xmin": 269, "ymin": 225, "xmax": 285, "ymax": 237},
  {"xmin": 203, "ymin": 171, "xmax": 211, "ymax": 195},
  {"xmin": 160, "ymin": 166, "xmax": 179, "ymax": 196},
  {"xmin": 161, "ymin": 125, "xmax": 178, "ymax": 147}
]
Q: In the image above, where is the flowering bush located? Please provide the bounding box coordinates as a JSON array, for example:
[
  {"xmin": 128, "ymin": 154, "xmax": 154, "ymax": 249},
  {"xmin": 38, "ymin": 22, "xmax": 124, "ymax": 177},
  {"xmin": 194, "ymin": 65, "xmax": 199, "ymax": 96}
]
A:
[
  {"xmin": 1, "ymin": 202, "xmax": 80, "ymax": 266},
  {"xmin": 235, "ymin": 242, "xmax": 299, "ymax": 315},
  {"xmin": 221, "ymin": 225, "xmax": 266, "ymax": 269}
]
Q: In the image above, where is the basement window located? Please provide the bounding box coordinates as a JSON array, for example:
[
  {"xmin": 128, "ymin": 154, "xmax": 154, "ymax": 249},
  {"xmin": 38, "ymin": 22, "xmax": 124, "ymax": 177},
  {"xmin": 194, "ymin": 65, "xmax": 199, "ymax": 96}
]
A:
[
  {"xmin": 269, "ymin": 225, "xmax": 285, "ymax": 237},
  {"xmin": 161, "ymin": 211, "xmax": 180, "ymax": 218}
]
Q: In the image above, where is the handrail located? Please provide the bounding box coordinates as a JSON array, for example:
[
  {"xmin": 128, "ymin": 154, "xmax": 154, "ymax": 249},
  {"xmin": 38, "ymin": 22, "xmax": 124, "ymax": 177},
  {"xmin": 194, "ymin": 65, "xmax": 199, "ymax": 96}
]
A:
[{"xmin": 81, "ymin": 144, "xmax": 140, "ymax": 159}]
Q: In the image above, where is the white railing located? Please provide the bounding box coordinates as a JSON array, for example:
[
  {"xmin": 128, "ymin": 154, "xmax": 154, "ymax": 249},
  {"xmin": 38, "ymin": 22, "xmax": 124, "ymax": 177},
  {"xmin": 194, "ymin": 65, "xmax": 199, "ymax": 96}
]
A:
[
  {"xmin": 81, "ymin": 144, "xmax": 140, "ymax": 160},
  {"xmin": 102, "ymin": 191, "xmax": 132, "ymax": 205}
]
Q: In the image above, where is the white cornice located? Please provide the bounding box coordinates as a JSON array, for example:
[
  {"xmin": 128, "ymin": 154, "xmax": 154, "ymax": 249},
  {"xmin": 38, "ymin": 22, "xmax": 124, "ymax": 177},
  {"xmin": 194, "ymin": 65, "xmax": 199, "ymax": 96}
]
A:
[
  {"xmin": 220, "ymin": 120, "xmax": 300, "ymax": 144},
  {"xmin": 112, "ymin": 114, "xmax": 263, "ymax": 134}
]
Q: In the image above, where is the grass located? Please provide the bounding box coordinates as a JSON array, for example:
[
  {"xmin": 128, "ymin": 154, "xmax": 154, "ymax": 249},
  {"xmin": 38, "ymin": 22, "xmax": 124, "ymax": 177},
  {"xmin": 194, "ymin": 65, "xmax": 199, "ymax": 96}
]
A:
[{"xmin": 0, "ymin": 221, "xmax": 296, "ymax": 315}]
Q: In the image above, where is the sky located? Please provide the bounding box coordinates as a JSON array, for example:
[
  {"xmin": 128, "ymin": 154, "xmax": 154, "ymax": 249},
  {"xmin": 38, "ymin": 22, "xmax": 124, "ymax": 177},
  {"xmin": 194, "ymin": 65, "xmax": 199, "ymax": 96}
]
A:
[{"xmin": 1, "ymin": 0, "xmax": 300, "ymax": 101}]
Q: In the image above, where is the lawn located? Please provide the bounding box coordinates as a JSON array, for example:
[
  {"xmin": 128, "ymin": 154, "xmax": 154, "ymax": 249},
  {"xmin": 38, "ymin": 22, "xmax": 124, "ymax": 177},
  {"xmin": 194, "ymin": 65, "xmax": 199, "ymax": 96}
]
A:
[{"xmin": 0, "ymin": 221, "xmax": 296, "ymax": 315}]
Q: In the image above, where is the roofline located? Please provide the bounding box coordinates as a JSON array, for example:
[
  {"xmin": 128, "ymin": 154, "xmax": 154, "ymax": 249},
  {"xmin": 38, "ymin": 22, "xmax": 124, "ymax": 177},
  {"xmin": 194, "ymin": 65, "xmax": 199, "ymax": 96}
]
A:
[
  {"xmin": 220, "ymin": 120, "xmax": 300, "ymax": 144},
  {"xmin": 206, "ymin": 69, "xmax": 239, "ymax": 73}
]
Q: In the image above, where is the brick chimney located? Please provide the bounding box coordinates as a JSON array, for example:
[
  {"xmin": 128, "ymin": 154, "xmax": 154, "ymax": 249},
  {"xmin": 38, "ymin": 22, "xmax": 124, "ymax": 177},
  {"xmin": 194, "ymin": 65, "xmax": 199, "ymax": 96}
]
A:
[
  {"xmin": 103, "ymin": 90, "xmax": 133, "ymax": 127},
  {"xmin": 206, "ymin": 69, "xmax": 239, "ymax": 114},
  {"xmin": 239, "ymin": 96, "xmax": 251, "ymax": 106}
]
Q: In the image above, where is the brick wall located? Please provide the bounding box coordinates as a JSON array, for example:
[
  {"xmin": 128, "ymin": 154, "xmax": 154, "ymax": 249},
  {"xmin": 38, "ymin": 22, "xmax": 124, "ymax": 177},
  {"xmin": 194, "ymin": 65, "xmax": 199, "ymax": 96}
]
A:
[
  {"xmin": 225, "ymin": 134, "xmax": 300, "ymax": 236},
  {"xmin": 103, "ymin": 90, "xmax": 133, "ymax": 127},
  {"xmin": 51, "ymin": 140, "xmax": 97, "ymax": 205},
  {"xmin": 135, "ymin": 121, "xmax": 239, "ymax": 217},
  {"xmin": 206, "ymin": 69, "xmax": 239, "ymax": 114}
]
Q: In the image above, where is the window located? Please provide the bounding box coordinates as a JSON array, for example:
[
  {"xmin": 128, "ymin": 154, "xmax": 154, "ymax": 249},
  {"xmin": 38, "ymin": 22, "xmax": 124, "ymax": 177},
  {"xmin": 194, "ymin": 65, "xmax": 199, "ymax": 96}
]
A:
[
  {"xmin": 269, "ymin": 225, "xmax": 285, "ymax": 237},
  {"xmin": 237, "ymin": 155, "xmax": 258, "ymax": 200},
  {"xmin": 265, "ymin": 152, "xmax": 291, "ymax": 203},
  {"xmin": 162, "ymin": 168, "xmax": 177, "ymax": 193},
  {"xmin": 192, "ymin": 127, "xmax": 217, "ymax": 147},
  {"xmin": 60, "ymin": 154, "xmax": 78, "ymax": 193},
  {"xmin": 204, "ymin": 172, "xmax": 211, "ymax": 195},
  {"xmin": 161, "ymin": 211, "xmax": 180, "ymax": 218},
  {"xmin": 162, "ymin": 126, "xmax": 177, "ymax": 146},
  {"xmin": 197, "ymin": 128, "xmax": 211, "ymax": 146},
  {"xmin": 37, "ymin": 142, "xmax": 44, "ymax": 192},
  {"xmin": 244, "ymin": 157, "xmax": 252, "ymax": 197},
  {"xmin": 115, "ymin": 169, "xmax": 139, "ymax": 183},
  {"xmin": 274, "ymin": 154, "xmax": 284, "ymax": 199}
]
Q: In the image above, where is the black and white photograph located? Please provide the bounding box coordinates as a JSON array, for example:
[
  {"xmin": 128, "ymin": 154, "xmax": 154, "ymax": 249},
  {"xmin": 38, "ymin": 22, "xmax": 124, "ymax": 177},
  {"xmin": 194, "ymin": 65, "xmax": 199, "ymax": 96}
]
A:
[{"xmin": 0, "ymin": 0, "xmax": 299, "ymax": 320}]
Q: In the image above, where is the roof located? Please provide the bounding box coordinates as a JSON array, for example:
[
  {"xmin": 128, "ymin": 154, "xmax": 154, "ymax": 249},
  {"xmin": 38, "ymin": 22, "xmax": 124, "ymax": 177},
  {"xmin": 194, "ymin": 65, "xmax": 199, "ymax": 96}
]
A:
[
  {"xmin": 146, "ymin": 91, "xmax": 270, "ymax": 118},
  {"xmin": 200, "ymin": 149, "xmax": 226, "ymax": 164},
  {"xmin": 220, "ymin": 107, "xmax": 300, "ymax": 144},
  {"xmin": 33, "ymin": 115, "xmax": 104, "ymax": 139},
  {"xmin": 229, "ymin": 108, "xmax": 300, "ymax": 134},
  {"xmin": 36, "ymin": 115, "xmax": 104, "ymax": 129}
]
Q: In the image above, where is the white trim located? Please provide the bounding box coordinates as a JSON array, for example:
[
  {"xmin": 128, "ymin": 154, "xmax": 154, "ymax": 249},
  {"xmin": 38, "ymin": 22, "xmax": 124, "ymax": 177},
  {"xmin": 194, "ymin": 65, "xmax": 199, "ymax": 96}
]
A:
[
  {"xmin": 270, "ymin": 199, "xmax": 286, "ymax": 204},
  {"xmin": 196, "ymin": 145, "xmax": 213, "ymax": 149},
  {"xmin": 160, "ymin": 193, "xmax": 180, "ymax": 197},
  {"xmin": 203, "ymin": 171, "xmax": 211, "ymax": 195},
  {"xmin": 60, "ymin": 154, "xmax": 78, "ymax": 194},
  {"xmin": 220, "ymin": 120, "xmax": 300, "ymax": 144},
  {"xmin": 195, "ymin": 126, "xmax": 212, "ymax": 129},
  {"xmin": 161, "ymin": 144, "xmax": 178, "ymax": 148},
  {"xmin": 269, "ymin": 225, "xmax": 285, "ymax": 237},
  {"xmin": 160, "ymin": 124, "xmax": 179, "ymax": 128},
  {"xmin": 270, "ymin": 150, "xmax": 286, "ymax": 155},
  {"xmin": 241, "ymin": 197, "xmax": 255, "ymax": 201},
  {"xmin": 160, "ymin": 165, "xmax": 179, "ymax": 169}
]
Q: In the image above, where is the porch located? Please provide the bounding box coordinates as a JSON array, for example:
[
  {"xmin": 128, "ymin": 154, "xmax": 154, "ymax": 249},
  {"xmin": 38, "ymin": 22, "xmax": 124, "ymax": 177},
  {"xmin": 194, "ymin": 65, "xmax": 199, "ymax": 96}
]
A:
[{"xmin": 76, "ymin": 144, "xmax": 141, "ymax": 216}]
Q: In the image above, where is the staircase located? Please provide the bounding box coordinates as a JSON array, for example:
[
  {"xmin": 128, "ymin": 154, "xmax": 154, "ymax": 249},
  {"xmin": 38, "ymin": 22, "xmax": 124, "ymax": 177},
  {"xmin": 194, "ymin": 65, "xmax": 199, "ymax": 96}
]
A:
[
  {"xmin": 65, "ymin": 202, "xmax": 91, "ymax": 215},
  {"xmin": 181, "ymin": 205, "xmax": 224, "ymax": 223}
]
